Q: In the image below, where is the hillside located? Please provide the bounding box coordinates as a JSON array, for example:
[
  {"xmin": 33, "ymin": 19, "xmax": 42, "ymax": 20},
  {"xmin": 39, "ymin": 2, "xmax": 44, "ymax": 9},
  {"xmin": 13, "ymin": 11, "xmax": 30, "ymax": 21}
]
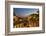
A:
[{"xmin": 13, "ymin": 13, "xmax": 39, "ymax": 28}]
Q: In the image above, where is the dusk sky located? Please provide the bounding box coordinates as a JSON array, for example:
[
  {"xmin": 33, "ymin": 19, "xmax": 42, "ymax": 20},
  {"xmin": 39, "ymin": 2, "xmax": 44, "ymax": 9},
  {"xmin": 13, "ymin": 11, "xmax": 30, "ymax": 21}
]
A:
[{"xmin": 13, "ymin": 8, "xmax": 39, "ymax": 17}]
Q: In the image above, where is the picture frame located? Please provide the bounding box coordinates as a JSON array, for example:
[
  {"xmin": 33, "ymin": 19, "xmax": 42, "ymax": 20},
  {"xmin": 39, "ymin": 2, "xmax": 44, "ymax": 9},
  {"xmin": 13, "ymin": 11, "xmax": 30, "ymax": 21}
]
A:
[{"xmin": 5, "ymin": 1, "xmax": 45, "ymax": 36}]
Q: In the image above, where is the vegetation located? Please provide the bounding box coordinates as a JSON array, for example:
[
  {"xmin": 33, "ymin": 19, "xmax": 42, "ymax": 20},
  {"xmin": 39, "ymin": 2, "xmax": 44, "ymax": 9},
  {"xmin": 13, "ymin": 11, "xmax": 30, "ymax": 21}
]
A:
[{"xmin": 13, "ymin": 12, "xmax": 39, "ymax": 28}]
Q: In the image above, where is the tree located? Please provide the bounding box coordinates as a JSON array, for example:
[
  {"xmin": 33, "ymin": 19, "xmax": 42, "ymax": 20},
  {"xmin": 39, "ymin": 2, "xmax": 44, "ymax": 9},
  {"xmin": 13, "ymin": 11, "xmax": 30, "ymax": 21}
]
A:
[
  {"xmin": 30, "ymin": 14, "xmax": 39, "ymax": 27},
  {"xmin": 37, "ymin": 9, "xmax": 39, "ymax": 14}
]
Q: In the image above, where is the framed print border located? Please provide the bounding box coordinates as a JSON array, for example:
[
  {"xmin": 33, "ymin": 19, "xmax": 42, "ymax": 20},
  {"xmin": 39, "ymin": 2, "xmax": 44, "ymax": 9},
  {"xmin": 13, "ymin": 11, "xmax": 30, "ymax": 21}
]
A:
[{"xmin": 5, "ymin": 1, "xmax": 45, "ymax": 36}]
